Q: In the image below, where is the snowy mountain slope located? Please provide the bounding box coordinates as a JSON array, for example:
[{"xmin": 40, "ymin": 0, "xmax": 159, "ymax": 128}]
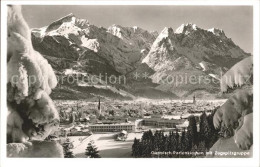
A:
[
  {"xmin": 143, "ymin": 23, "xmax": 250, "ymax": 69},
  {"xmin": 32, "ymin": 13, "xmax": 154, "ymax": 75},
  {"xmin": 141, "ymin": 23, "xmax": 251, "ymax": 97},
  {"xmin": 31, "ymin": 15, "xmax": 251, "ymax": 99},
  {"xmin": 107, "ymin": 24, "xmax": 158, "ymax": 50},
  {"xmin": 31, "ymin": 14, "xmax": 162, "ymax": 100}
]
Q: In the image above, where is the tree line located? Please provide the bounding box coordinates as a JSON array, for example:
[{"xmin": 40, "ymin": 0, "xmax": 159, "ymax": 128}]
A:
[
  {"xmin": 132, "ymin": 110, "xmax": 219, "ymax": 158},
  {"xmin": 62, "ymin": 139, "xmax": 101, "ymax": 158}
]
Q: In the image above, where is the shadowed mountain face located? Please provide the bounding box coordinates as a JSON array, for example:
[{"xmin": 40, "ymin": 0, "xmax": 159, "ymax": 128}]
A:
[{"xmin": 31, "ymin": 15, "xmax": 251, "ymax": 100}]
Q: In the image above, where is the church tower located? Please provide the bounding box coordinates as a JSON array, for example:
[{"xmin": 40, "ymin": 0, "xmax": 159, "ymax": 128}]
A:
[
  {"xmin": 98, "ymin": 98, "xmax": 101, "ymax": 115},
  {"xmin": 193, "ymin": 94, "xmax": 196, "ymax": 104}
]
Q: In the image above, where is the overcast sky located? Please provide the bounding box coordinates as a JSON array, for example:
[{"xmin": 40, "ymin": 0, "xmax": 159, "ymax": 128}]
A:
[{"xmin": 22, "ymin": 5, "xmax": 253, "ymax": 54}]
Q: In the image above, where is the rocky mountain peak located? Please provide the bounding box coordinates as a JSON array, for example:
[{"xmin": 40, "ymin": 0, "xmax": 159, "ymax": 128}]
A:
[
  {"xmin": 45, "ymin": 13, "xmax": 76, "ymax": 33},
  {"xmin": 32, "ymin": 13, "xmax": 91, "ymax": 39},
  {"xmin": 141, "ymin": 23, "xmax": 251, "ymax": 97},
  {"xmin": 31, "ymin": 15, "xmax": 251, "ymax": 99},
  {"xmin": 107, "ymin": 24, "xmax": 157, "ymax": 39},
  {"xmin": 31, "ymin": 14, "xmax": 160, "ymax": 75},
  {"xmin": 175, "ymin": 23, "xmax": 198, "ymax": 34},
  {"xmin": 107, "ymin": 24, "xmax": 123, "ymax": 37},
  {"xmin": 107, "ymin": 24, "xmax": 158, "ymax": 52},
  {"xmin": 207, "ymin": 28, "xmax": 226, "ymax": 37},
  {"xmin": 159, "ymin": 27, "xmax": 174, "ymax": 38}
]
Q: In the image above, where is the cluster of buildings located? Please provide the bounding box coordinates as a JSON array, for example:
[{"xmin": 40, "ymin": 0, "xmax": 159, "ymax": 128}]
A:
[
  {"xmin": 89, "ymin": 122, "xmax": 135, "ymax": 132},
  {"xmin": 56, "ymin": 96, "xmax": 221, "ymax": 135},
  {"xmin": 86, "ymin": 116, "xmax": 188, "ymax": 133},
  {"xmin": 142, "ymin": 118, "xmax": 185, "ymax": 128},
  {"xmin": 56, "ymin": 124, "xmax": 90, "ymax": 137},
  {"xmin": 56, "ymin": 117, "xmax": 188, "ymax": 136}
]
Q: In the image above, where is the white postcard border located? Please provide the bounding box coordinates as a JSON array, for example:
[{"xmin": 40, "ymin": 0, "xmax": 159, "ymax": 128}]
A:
[{"xmin": 1, "ymin": 1, "xmax": 259, "ymax": 167}]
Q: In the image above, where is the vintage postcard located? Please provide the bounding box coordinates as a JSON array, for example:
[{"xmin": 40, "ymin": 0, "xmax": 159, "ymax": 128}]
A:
[{"xmin": 1, "ymin": 0, "xmax": 259, "ymax": 167}]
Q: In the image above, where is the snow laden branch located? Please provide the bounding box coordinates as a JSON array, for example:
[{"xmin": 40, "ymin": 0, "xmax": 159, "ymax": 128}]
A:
[
  {"xmin": 213, "ymin": 56, "xmax": 253, "ymax": 151},
  {"xmin": 7, "ymin": 5, "xmax": 63, "ymax": 157}
]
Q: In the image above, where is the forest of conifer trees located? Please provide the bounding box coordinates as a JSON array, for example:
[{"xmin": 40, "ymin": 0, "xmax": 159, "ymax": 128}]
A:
[{"xmin": 132, "ymin": 110, "xmax": 219, "ymax": 158}]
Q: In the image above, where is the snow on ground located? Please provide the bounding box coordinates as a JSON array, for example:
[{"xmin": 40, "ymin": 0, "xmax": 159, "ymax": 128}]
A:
[
  {"xmin": 199, "ymin": 62, "xmax": 207, "ymax": 71},
  {"xmin": 81, "ymin": 37, "xmax": 100, "ymax": 52},
  {"xmin": 72, "ymin": 132, "xmax": 143, "ymax": 158},
  {"xmin": 64, "ymin": 69, "xmax": 87, "ymax": 76},
  {"xmin": 67, "ymin": 136, "xmax": 90, "ymax": 148},
  {"xmin": 32, "ymin": 26, "xmax": 48, "ymax": 38},
  {"xmin": 207, "ymin": 28, "xmax": 224, "ymax": 36},
  {"xmin": 207, "ymin": 28, "xmax": 215, "ymax": 34},
  {"xmin": 140, "ymin": 49, "xmax": 146, "ymax": 53},
  {"xmin": 209, "ymin": 73, "xmax": 220, "ymax": 80},
  {"xmin": 175, "ymin": 24, "xmax": 185, "ymax": 34}
]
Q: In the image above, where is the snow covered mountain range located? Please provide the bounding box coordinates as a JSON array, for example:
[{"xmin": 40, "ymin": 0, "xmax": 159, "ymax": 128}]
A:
[{"xmin": 31, "ymin": 14, "xmax": 251, "ymax": 100}]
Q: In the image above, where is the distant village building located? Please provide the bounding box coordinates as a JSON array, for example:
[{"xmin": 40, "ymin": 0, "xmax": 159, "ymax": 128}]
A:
[
  {"xmin": 142, "ymin": 118, "xmax": 185, "ymax": 128},
  {"xmin": 70, "ymin": 127, "xmax": 80, "ymax": 134},
  {"xmin": 181, "ymin": 94, "xmax": 196, "ymax": 106},
  {"xmin": 68, "ymin": 126, "xmax": 90, "ymax": 136},
  {"xmin": 79, "ymin": 114, "xmax": 90, "ymax": 123},
  {"xmin": 89, "ymin": 123, "xmax": 135, "ymax": 132}
]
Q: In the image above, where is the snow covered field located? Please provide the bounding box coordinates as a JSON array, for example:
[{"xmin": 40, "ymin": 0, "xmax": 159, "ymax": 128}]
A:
[{"xmin": 72, "ymin": 133, "xmax": 143, "ymax": 158}]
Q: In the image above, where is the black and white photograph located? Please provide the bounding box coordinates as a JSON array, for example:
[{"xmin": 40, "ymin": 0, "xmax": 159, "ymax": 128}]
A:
[{"xmin": 1, "ymin": 0, "xmax": 260, "ymax": 167}]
